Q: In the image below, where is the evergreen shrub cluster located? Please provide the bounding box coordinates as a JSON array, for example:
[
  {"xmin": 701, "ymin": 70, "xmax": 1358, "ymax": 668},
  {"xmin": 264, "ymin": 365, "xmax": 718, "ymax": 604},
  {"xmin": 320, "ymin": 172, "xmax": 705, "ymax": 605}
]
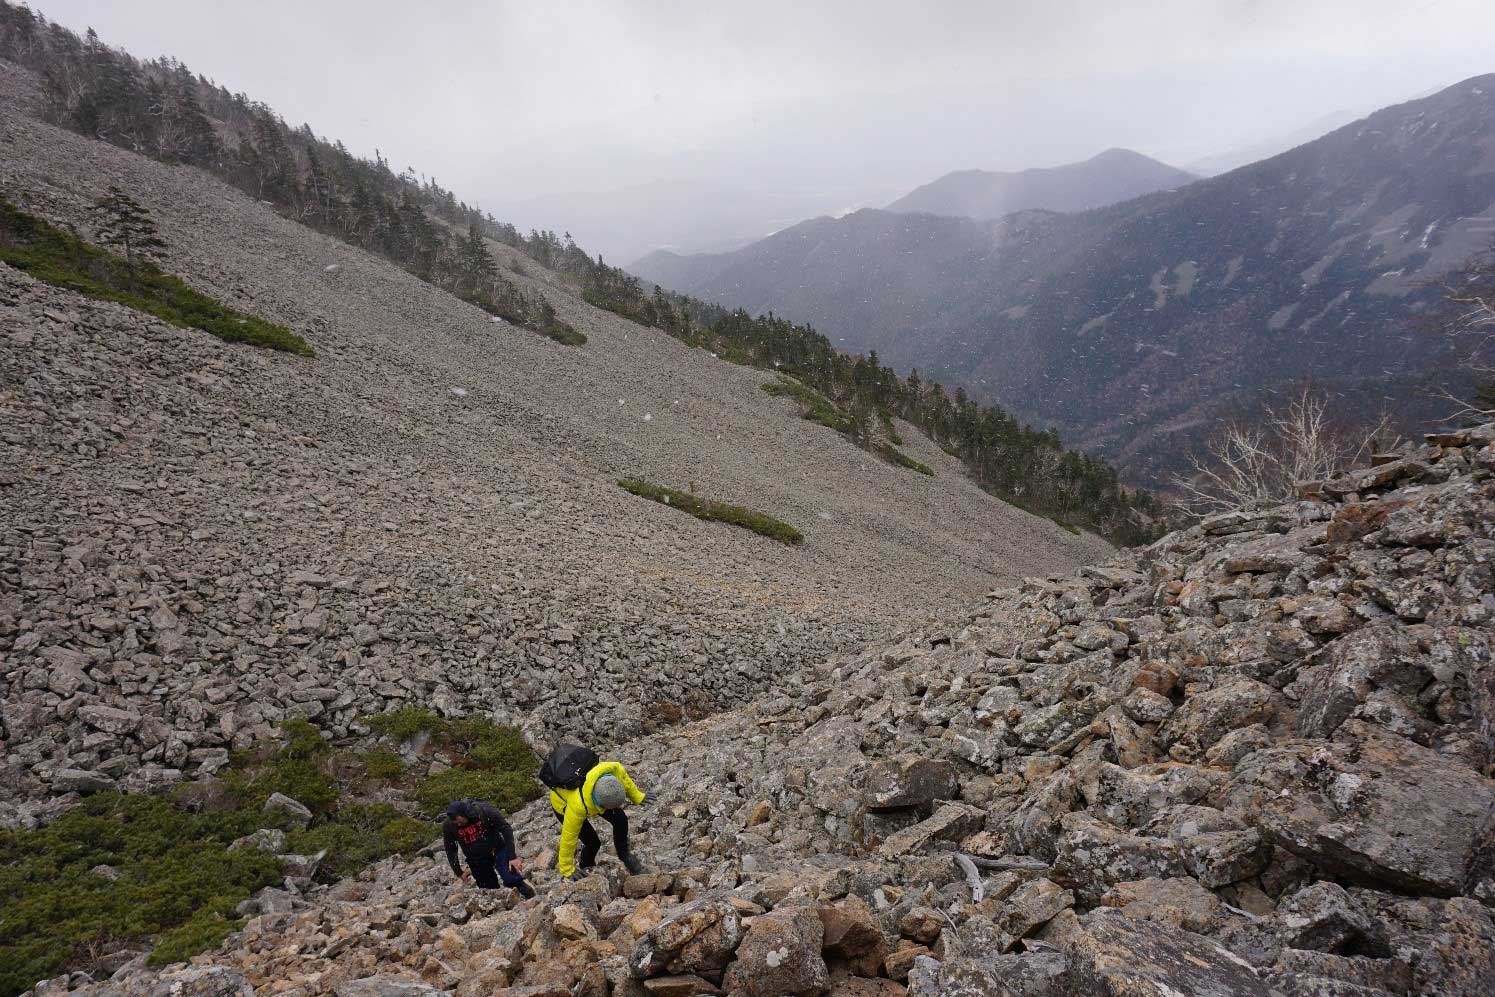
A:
[
  {"xmin": 0, "ymin": 714, "xmax": 536, "ymax": 995},
  {"xmin": 618, "ymin": 478, "xmax": 804, "ymax": 547}
]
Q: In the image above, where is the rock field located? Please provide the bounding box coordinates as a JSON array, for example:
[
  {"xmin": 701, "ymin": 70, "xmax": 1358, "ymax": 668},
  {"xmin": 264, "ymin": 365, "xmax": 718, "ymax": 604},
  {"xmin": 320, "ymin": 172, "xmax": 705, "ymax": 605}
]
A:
[
  {"xmin": 29, "ymin": 425, "xmax": 1495, "ymax": 995},
  {"xmin": 0, "ymin": 59, "xmax": 1104, "ymax": 812}
]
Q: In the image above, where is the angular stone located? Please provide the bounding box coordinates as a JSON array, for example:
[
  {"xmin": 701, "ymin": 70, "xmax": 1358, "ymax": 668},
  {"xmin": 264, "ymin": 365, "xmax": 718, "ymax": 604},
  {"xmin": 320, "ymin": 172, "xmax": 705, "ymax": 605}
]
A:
[
  {"xmin": 1182, "ymin": 829, "xmax": 1273, "ymax": 888},
  {"xmin": 993, "ymin": 877, "xmax": 1074, "ymax": 951},
  {"xmin": 877, "ymin": 803, "xmax": 984, "ymax": 858},
  {"xmin": 1160, "ymin": 678, "xmax": 1276, "ymax": 751},
  {"xmin": 51, "ymin": 768, "xmax": 117, "ymax": 793},
  {"xmin": 1229, "ymin": 721, "xmax": 1495, "ymax": 896},
  {"xmin": 78, "ymin": 703, "xmax": 142, "ymax": 735},
  {"xmin": 631, "ymin": 896, "xmax": 742, "ymax": 978},
  {"xmin": 263, "ymin": 791, "xmax": 314, "ymax": 828},
  {"xmin": 642, "ymin": 976, "xmax": 723, "ymax": 996},
  {"xmin": 864, "ymin": 756, "xmax": 958, "ymax": 811},
  {"xmin": 722, "ymin": 905, "xmax": 829, "ymax": 997},
  {"xmin": 1064, "ymin": 909, "xmax": 1275, "ymax": 995},
  {"xmin": 1054, "ymin": 814, "xmax": 1188, "ymax": 903},
  {"xmin": 820, "ymin": 894, "xmax": 888, "ymax": 976},
  {"xmin": 334, "ymin": 976, "xmax": 443, "ymax": 996},
  {"xmin": 1271, "ymin": 883, "xmax": 1384, "ymax": 955},
  {"xmin": 1100, "ymin": 877, "xmax": 1225, "ymax": 934}
]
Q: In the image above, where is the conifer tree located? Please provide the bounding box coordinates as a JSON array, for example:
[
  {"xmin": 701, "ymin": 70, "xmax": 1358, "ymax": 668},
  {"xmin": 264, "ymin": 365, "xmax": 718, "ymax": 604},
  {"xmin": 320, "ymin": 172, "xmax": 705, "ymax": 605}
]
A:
[
  {"xmin": 459, "ymin": 223, "xmax": 497, "ymax": 295},
  {"xmin": 92, "ymin": 186, "xmax": 166, "ymax": 280}
]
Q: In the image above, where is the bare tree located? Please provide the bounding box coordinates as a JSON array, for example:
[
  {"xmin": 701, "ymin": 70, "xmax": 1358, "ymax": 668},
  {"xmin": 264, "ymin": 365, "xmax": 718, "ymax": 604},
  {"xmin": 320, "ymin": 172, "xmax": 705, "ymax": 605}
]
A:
[
  {"xmin": 1174, "ymin": 387, "xmax": 1396, "ymax": 516},
  {"xmin": 1427, "ymin": 245, "xmax": 1495, "ymax": 420}
]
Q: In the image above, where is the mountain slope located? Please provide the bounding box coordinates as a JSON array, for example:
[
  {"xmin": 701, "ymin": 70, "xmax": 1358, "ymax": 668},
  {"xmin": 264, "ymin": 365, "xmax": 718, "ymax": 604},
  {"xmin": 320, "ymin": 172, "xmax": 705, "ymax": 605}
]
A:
[
  {"xmin": 0, "ymin": 54, "xmax": 1110, "ymax": 807},
  {"xmin": 44, "ymin": 424, "xmax": 1495, "ymax": 996},
  {"xmin": 886, "ymin": 147, "xmax": 1196, "ymax": 218},
  {"xmin": 635, "ymin": 75, "xmax": 1495, "ymax": 483}
]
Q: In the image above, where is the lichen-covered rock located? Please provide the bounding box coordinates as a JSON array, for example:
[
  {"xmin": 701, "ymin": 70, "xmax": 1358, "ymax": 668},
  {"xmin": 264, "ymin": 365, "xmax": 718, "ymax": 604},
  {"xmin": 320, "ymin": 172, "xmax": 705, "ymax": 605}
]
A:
[
  {"xmin": 1228, "ymin": 721, "xmax": 1495, "ymax": 896},
  {"xmin": 1064, "ymin": 909, "xmax": 1275, "ymax": 995},
  {"xmin": 721, "ymin": 906, "xmax": 828, "ymax": 996}
]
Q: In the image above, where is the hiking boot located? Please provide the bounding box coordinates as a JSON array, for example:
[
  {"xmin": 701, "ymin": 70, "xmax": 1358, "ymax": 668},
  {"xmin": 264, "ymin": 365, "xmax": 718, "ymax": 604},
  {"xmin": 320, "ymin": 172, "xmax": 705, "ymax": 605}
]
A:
[{"xmin": 620, "ymin": 850, "xmax": 646, "ymax": 876}]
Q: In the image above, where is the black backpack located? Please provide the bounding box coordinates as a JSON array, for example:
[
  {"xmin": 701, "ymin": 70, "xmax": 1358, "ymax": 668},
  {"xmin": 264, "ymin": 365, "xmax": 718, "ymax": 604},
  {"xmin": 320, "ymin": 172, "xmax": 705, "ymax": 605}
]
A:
[{"xmin": 538, "ymin": 742, "xmax": 599, "ymax": 791}]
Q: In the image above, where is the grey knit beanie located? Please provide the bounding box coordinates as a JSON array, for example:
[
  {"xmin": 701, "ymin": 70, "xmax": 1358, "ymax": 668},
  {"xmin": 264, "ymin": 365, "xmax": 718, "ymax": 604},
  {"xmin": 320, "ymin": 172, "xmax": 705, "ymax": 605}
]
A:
[{"xmin": 592, "ymin": 775, "xmax": 627, "ymax": 810}]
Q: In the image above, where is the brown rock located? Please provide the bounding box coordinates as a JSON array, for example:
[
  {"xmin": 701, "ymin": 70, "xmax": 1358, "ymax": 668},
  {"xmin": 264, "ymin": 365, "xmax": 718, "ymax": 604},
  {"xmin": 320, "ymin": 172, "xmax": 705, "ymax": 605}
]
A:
[
  {"xmin": 1100, "ymin": 877, "xmax": 1225, "ymax": 933},
  {"xmin": 883, "ymin": 944, "xmax": 930, "ymax": 984},
  {"xmin": 819, "ymin": 895, "xmax": 888, "ymax": 977},
  {"xmin": 897, "ymin": 906, "xmax": 943, "ymax": 945}
]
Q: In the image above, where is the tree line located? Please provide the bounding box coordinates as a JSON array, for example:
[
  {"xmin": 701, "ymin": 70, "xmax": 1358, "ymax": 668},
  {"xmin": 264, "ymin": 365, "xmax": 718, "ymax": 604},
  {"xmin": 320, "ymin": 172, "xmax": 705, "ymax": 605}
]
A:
[
  {"xmin": 0, "ymin": 2, "xmax": 1160, "ymax": 543},
  {"xmin": 0, "ymin": 4, "xmax": 579, "ymax": 343}
]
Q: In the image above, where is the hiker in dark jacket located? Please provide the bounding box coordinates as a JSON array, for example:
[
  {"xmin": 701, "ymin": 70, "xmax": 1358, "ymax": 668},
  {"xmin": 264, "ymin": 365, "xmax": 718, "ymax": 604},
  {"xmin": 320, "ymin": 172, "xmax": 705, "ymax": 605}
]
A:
[{"xmin": 442, "ymin": 798, "xmax": 535, "ymax": 898}]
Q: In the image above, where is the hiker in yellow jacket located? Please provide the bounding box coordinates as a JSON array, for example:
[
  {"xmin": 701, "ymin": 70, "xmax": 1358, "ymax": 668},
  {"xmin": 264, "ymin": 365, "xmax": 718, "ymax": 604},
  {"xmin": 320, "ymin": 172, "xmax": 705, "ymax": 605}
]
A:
[{"xmin": 550, "ymin": 760, "xmax": 647, "ymax": 879}]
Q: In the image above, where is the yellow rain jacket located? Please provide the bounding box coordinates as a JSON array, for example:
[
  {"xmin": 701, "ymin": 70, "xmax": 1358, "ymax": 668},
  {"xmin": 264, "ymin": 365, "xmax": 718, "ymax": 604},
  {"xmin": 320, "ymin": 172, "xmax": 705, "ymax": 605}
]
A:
[{"xmin": 549, "ymin": 760, "xmax": 645, "ymax": 877}]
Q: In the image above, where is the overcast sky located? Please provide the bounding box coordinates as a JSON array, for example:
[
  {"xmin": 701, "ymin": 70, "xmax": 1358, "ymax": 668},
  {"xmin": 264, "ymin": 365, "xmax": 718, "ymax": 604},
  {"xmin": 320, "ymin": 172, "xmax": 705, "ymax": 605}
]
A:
[{"xmin": 37, "ymin": 0, "xmax": 1495, "ymax": 242}]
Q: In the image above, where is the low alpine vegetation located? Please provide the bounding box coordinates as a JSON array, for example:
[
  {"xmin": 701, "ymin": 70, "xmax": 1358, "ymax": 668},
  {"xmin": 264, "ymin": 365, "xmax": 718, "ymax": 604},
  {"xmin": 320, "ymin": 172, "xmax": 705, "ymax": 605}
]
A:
[
  {"xmin": 763, "ymin": 377, "xmax": 935, "ymax": 477},
  {"xmin": 619, "ymin": 478, "xmax": 804, "ymax": 546},
  {"xmin": 0, "ymin": 198, "xmax": 313, "ymax": 356},
  {"xmin": 761, "ymin": 376, "xmax": 856, "ymax": 433},
  {"xmin": 0, "ymin": 714, "xmax": 536, "ymax": 993},
  {"xmin": 876, "ymin": 443, "xmax": 935, "ymax": 476}
]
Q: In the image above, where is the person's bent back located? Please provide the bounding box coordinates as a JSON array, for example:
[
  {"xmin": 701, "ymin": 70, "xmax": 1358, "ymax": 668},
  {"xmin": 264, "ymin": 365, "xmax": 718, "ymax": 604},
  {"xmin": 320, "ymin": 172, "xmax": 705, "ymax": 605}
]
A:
[
  {"xmin": 442, "ymin": 798, "xmax": 535, "ymax": 898},
  {"xmin": 548, "ymin": 760, "xmax": 646, "ymax": 879}
]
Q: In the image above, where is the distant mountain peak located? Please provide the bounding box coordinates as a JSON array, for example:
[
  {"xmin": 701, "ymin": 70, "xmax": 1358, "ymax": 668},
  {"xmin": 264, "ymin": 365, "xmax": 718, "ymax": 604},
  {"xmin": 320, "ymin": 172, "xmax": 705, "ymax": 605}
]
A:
[{"xmin": 885, "ymin": 148, "xmax": 1196, "ymax": 220}]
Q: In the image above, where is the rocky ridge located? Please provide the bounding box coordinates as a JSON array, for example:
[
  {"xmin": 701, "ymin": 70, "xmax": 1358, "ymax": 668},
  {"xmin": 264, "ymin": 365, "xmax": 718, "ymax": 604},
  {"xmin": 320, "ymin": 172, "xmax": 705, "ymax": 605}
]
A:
[
  {"xmin": 0, "ymin": 56, "xmax": 1106, "ymax": 815},
  {"xmin": 32, "ymin": 424, "xmax": 1495, "ymax": 995}
]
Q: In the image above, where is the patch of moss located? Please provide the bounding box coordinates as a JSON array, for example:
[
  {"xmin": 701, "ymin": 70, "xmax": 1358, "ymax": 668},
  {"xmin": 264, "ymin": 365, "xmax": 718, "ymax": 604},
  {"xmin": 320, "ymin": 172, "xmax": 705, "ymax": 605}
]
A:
[
  {"xmin": 618, "ymin": 478, "xmax": 804, "ymax": 547},
  {"xmin": 0, "ymin": 199, "xmax": 313, "ymax": 356}
]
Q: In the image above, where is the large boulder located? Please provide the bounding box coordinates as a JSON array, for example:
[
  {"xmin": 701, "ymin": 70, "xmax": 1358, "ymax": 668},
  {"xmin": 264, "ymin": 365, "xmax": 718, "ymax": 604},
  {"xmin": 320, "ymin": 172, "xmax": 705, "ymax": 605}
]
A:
[
  {"xmin": 1226, "ymin": 721, "xmax": 1495, "ymax": 896},
  {"xmin": 1063, "ymin": 909, "xmax": 1276, "ymax": 995},
  {"xmin": 819, "ymin": 895, "xmax": 888, "ymax": 977},
  {"xmin": 630, "ymin": 895, "xmax": 743, "ymax": 979},
  {"xmin": 722, "ymin": 906, "xmax": 829, "ymax": 996},
  {"xmin": 863, "ymin": 757, "xmax": 958, "ymax": 811}
]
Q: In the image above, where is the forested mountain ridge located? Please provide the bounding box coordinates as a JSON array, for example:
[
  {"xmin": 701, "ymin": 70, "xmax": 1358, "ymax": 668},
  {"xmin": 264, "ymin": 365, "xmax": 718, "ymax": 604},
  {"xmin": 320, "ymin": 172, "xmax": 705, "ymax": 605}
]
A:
[
  {"xmin": 0, "ymin": 1, "xmax": 1159, "ymax": 542},
  {"xmin": 885, "ymin": 147, "xmax": 1196, "ymax": 219},
  {"xmin": 634, "ymin": 75, "xmax": 1495, "ymax": 484}
]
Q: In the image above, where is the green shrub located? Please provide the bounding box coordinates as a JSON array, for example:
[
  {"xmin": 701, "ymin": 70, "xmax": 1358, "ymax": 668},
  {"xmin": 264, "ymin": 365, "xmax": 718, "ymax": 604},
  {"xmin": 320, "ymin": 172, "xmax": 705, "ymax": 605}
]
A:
[
  {"xmin": 0, "ymin": 713, "xmax": 538, "ymax": 992},
  {"xmin": 412, "ymin": 768, "xmax": 539, "ymax": 817},
  {"xmin": 286, "ymin": 803, "xmax": 432, "ymax": 878},
  {"xmin": 878, "ymin": 410, "xmax": 905, "ymax": 446},
  {"xmin": 875, "ymin": 444, "xmax": 935, "ymax": 476},
  {"xmin": 761, "ymin": 377, "xmax": 855, "ymax": 433},
  {"xmin": 0, "ymin": 199, "xmax": 313, "ymax": 357},
  {"xmin": 359, "ymin": 748, "xmax": 405, "ymax": 781},
  {"xmin": 149, "ymin": 910, "xmax": 241, "ymax": 967},
  {"xmin": 365, "ymin": 706, "xmax": 449, "ymax": 743},
  {"xmin": 618, "ymin": 478, "xmax": 804, "ymax": 546},
  {"xmin": 0, "ymin": 793, "xmax": 281, "ymax": 994}
]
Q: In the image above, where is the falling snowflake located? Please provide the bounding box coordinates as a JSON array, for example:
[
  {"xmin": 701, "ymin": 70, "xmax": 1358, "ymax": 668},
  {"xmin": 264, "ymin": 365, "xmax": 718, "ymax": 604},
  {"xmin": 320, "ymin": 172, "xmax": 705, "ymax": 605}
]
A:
[
  {"xmin": 643, "ymin": 413, "xmax": 653, "ymax": 422},
  {"xmin": 323, "ymin": 264, "xmax": 339, "ymax": 272},
  {"xmin": 450, "ymin": 387, "xmax": 468, "ymax": 397}
]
